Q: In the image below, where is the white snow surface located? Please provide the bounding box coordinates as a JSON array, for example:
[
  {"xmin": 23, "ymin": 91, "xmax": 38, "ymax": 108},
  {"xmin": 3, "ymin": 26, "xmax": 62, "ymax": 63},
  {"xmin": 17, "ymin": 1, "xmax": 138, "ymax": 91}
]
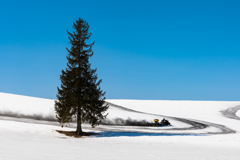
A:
[
  {"xmin": 0, "ymin": 92, "xmax": 55, "ymax": 119},
  {"xmin": 1, "ymin": 92, "xmax": 240, "ymax": 160},
  {"xmin": 236, "ymin": 110, "xmax": 240, "ymax": 118},
  {"xmin": 107, "ymin": 100, "xmax": 240, "ymax": 133}
]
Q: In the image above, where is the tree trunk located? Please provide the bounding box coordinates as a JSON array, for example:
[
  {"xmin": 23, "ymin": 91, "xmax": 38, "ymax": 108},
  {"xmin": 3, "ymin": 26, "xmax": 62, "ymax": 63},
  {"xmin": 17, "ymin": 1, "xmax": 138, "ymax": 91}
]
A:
[{"xmin": 76, "ymin": 108, "xmax": 82, "ymax": 135}]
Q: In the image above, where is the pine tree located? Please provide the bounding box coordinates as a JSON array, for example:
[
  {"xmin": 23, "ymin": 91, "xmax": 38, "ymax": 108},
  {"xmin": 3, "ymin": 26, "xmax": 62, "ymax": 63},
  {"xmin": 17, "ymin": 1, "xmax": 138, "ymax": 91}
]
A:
[{"xmin": 55, "ymin": 18, "xmax": 109, "ymax": 135}]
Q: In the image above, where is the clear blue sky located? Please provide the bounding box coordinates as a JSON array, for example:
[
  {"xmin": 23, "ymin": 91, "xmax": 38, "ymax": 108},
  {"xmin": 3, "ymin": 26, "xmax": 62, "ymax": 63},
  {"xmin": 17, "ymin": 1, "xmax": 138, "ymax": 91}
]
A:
[{"xmin": 1, "ymin": 0, "xmax": 240, "ymax": 100}]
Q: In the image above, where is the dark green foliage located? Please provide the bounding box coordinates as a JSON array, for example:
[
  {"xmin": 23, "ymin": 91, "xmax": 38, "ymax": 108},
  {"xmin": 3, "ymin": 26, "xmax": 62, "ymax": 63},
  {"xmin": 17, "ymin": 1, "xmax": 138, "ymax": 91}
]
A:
[{"xmin": 55, "ymin": 18, "xmax": 108, "ymax": 135}]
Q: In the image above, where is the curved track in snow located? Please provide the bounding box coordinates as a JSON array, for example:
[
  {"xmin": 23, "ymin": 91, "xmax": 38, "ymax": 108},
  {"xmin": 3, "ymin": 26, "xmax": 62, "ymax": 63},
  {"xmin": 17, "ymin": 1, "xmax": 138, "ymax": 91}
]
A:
[
  {"xmin": 221, "ymin": 105, "xmax": 240, "ymax": 120},
  {"xmin": 0, "ymin": 102, "xmax": 236, "ymax": 135},
  {"xmin": 96, "ymin": 102, "xmax": 235, "ymax": 135}
]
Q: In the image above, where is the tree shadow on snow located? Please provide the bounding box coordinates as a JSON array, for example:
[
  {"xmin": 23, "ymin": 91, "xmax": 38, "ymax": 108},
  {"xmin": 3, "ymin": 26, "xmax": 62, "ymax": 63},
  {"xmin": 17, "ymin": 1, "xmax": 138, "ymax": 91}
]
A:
[{"xmin": 91, "ymin": 132, "xmax": 200, "ymax": 137}]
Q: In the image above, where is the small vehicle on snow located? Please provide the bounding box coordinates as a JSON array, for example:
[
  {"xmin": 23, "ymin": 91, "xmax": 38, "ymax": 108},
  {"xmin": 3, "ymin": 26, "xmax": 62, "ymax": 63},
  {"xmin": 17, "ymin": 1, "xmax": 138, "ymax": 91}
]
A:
[{"xmin": 154, "ymin": 118, "xmax": 171, "ymax": 126}]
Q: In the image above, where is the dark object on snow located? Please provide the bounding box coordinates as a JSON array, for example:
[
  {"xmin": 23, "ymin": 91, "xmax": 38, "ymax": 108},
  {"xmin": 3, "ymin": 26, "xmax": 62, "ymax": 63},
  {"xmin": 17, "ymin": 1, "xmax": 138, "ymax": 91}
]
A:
[
  {"xmin": 154, "ymin": 118, "xmax": 171, "ymax": 126},
  {"xmin": 160, "ymin": 118, "xmax": 171, "ymax": 126}
]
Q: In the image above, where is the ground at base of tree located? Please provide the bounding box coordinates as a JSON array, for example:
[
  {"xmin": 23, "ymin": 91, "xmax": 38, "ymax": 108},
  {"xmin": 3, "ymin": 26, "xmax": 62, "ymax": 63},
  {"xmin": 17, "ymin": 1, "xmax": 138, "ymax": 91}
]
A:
[{"xmin": 56, "ymin": 130, "xmax": 100, "ymax": 138}]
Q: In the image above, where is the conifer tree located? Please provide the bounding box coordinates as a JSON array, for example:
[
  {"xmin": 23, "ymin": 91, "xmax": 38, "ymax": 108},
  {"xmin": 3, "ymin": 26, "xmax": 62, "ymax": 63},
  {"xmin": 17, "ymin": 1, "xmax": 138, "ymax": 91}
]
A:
[{"xmin": 55, "ymin": 18, "xmax": 108, "ymax": 135}]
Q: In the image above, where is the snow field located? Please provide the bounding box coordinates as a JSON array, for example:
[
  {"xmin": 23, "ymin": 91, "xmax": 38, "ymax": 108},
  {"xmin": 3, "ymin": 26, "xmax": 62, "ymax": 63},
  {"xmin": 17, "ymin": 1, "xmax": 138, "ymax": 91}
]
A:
[
  {"xmin": 236, "ymin": 110, "xmax": 240, "ymax": 118},
  {"xmin": 1, "ymin": 119, "xmax": 240, "ymax": 160},
  {"xmin": 107, "ymin": 100, "xmax": 240, "ymax": 133},
  {"xmin": 0, "ymin": 92, "xmax": 55, "ymax": 120},
  {"xmin": 1, "ymin": 92, "xmax": 240, "ymax": 159}
]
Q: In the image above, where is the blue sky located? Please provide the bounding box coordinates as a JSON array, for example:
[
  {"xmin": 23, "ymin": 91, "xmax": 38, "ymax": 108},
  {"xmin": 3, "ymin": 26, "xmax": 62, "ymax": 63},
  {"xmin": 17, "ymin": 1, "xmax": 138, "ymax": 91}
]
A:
[{"xmin": 1, "ymin": 0, "xmax": 240, "ymax": 100}]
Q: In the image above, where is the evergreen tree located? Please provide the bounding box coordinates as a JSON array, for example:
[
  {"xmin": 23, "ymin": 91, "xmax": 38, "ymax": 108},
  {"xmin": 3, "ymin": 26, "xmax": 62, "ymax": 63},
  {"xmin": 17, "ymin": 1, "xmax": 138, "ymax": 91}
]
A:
[{"xmin": 55, "ymin": 18, "xmax": 109, "ymax": 135}]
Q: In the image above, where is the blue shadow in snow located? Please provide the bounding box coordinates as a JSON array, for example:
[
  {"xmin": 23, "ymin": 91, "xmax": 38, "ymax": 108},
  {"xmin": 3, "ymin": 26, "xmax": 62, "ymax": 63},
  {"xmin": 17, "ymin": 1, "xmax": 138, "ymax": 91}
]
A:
[{"xmin": 90, "ymin": 131, "xmax": 201, "ymax": 137}]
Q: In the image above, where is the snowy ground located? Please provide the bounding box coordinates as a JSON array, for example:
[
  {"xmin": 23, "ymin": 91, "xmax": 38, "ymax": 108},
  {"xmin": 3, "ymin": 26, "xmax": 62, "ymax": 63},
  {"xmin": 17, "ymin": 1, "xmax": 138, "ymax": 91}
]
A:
[
  {"xmin": 1, "ymin": 92, "xmax": 240, "ymax": 159},
  {"xmin": 237, "ymin": 110, "xmax": 240, "ymax": 117}
]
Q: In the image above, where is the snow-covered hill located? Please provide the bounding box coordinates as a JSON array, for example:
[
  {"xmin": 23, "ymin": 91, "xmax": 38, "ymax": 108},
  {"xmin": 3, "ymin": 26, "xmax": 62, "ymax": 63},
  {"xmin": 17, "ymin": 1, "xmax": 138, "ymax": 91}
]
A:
[{"xmin": 1, "ymin": 92, "xmax": 240, "ymax": 160}]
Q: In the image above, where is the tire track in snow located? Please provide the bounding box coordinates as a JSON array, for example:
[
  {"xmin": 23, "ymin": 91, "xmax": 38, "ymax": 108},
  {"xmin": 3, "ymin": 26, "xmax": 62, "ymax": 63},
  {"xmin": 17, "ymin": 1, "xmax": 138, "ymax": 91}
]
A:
[
  {"xmin": 221, "ymin": 105, "xmax": 240, "ymax": 120},
  {"xmin": 106, "ymin": 102, "xmax": 206, "ymax": 130},
  {"xmin": 105, "ymin": 102, "xmax": 235, "ymax": 135},
  {"xmin": 0, "ymin": 102, "xmax": 236, "ymax": 135}
]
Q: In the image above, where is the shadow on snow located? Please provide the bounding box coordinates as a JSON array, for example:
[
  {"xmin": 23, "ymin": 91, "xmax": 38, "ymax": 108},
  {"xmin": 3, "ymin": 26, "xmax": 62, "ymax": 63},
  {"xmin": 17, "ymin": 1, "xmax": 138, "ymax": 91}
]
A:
[{"xmin": 90, "ymin": 131, "xmax": 201, "ymax": 137}]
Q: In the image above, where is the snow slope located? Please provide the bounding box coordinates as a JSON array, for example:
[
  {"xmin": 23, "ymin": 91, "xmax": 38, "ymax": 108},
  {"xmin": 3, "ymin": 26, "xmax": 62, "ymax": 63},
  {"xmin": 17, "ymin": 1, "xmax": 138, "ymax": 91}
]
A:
[
  {"xmin": 107, "ymin": 100, "xmax": 240, "ymax": 133},
  {"xmin": 0, "ymin": 92, "xmax": 55, "ymax": 120},
  {"xmin": 237, "ymin": 110, "xmax": 240, "ymax": 117},
  {"xmin": 1, "ymin": 92, "xmax": 240, "ymax": 160}
]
